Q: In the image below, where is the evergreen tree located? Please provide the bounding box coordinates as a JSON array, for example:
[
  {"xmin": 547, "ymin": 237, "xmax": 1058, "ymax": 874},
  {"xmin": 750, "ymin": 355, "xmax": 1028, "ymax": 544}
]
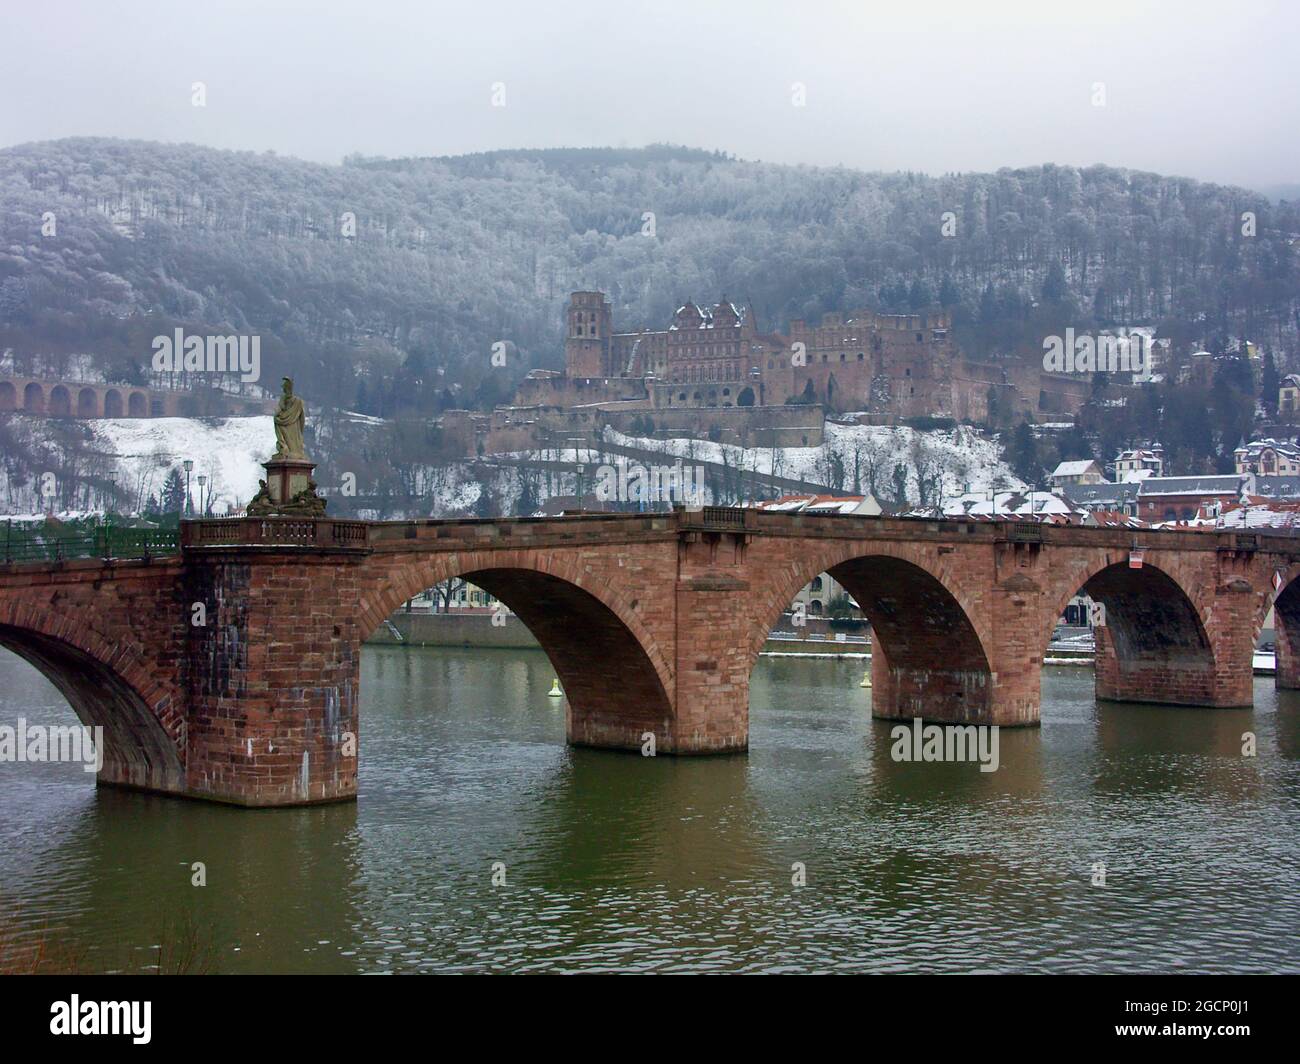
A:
[
  {"xmin": 979, "ymin": 283, "xmax": 997, "ymax": 324},
  {"xmin": 1009, "ymin": 422, "xmax": 1040, "ymax": 485},
  {"xmin": 908, "ymin": 278, "xmax": 935, "ymax": 310},
  {"xmin": 939, "ymin": 275, "xmax": 961, "ymax": 307},
  {"xmin": 1042, "ymin": 262, "xmax": 1067, "ymax": 302},
  {"xmin": 160, "ymin": 468, "xmax": 186, "ymax": 514},
  {"xmin": 1260, "ymin": 349, "xmax": 1280, "ymax": 413}
]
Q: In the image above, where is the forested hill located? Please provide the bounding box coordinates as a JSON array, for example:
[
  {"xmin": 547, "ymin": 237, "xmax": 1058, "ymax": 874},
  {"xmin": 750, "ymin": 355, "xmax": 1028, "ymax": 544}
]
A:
[{"xmin": 1, "ymin": 137, "xmax": 1297, "ymax": 417}]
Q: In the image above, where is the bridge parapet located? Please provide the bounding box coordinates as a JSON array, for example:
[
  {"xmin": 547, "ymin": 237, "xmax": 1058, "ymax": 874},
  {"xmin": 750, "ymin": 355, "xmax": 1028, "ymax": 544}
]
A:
[{"xmin": 181, "ymin": 516, "xmax": 370, "ymax": 551}]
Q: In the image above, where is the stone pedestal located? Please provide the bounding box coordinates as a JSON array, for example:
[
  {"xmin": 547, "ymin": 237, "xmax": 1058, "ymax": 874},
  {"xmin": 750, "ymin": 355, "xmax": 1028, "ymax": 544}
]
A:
[
  {"xmin": 248, "ymin": 457, "xmax": 326, "ymax": 516},
  {"xmin": 267, "ymin": 458, "xmax": 314, "ymax": 506}
]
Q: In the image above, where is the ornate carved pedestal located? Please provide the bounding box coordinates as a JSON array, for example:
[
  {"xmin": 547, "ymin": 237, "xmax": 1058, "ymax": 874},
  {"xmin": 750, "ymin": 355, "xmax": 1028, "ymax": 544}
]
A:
[{"xmin": 248, "ymin": 457, "xmax": 326, "ymax": 517}]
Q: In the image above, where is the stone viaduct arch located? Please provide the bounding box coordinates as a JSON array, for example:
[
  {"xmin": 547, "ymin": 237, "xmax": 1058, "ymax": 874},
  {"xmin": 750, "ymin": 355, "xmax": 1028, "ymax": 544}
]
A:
[
  {"xmin": 49, "ymin": 385, "xmax": 71, "ymax": 416},
  {"xmin": 1033, "ymin": 544, "xmax": 1255, "ymax": 708},
  {"xmin": 0, "ymin": 375, "xmax": 201, "ymax": 419},
  {"xmin": 1262, "ymin": 562, "xmax": 1300, "ymax": 690},
  {"xmin": 357, "ymin": 549, "xmax": 676, "ymax": 753},
  {"xmin": 0, "ymin": 567, "xmax": 186, "ymax": 794},
  {"xmin": 740, "ymin": 540, "xmax": 996, "ymax": 725}
]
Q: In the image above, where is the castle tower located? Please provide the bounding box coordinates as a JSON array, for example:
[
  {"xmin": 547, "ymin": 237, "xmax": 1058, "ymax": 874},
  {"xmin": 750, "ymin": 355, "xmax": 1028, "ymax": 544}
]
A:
[{"xmin": 565, "ymin": 291, "xmax": 612, "ymax": 378}]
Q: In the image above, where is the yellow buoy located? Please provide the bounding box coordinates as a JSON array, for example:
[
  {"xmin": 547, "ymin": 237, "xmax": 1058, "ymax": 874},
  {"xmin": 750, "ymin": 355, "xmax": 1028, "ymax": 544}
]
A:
[
  {"xmin": 860, "ymin": 670, "xmax": 872, "ymax": 688},
  {"xmin": 548, "ymin": 678, "xmax": 563, "ymax": 698}
]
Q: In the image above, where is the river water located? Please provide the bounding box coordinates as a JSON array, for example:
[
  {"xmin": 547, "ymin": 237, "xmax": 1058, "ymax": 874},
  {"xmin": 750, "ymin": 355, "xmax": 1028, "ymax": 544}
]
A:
[{"xmin": 0, "ymin": 646, "xmax": 1297, "ymax": 974}]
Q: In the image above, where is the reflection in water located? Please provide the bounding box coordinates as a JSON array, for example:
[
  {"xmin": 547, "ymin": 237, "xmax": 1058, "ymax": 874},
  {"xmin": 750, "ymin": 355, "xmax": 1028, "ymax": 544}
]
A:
[{"xmin": 0, "ymin": 646, "xmax": 1297, "ymax": 973}]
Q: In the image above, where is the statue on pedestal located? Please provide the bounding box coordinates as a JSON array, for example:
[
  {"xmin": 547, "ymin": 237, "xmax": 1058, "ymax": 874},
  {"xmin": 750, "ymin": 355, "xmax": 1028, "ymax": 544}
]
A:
[
  {"xmin": 247, "ymin": 378, "xmax": 328, "ymax": 517},
  {"xmin": 272, "ymin": 377, "xmax": 308, "ymax": 460}
]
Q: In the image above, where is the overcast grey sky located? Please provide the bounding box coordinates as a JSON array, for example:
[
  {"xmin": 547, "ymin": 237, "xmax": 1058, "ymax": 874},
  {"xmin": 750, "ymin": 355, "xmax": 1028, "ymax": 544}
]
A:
[{"xmin": 2, "ymin": 0, "xmax": 1296, "ymax": 188}]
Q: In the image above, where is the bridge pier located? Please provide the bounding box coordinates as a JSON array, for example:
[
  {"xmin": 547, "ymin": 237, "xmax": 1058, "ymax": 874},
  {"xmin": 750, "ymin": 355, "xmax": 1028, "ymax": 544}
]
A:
[
  {"xmin": 183, "ymin": 543, "xmax": 365, "ymax": 806},
  {"xmin": 863, "ymin": 553, "xmax": 1045, "ymax": 727},
  {"xmin": 670, "ymin": 572, "xmax": 751, "ymax": 753},
  {"xmin": 1276, "ymin": 626, "xmax": 1300, "ymax": 690},
  {"xmin": 868, "ymin": 642, "xmax": 1015, "ymax": 724}
]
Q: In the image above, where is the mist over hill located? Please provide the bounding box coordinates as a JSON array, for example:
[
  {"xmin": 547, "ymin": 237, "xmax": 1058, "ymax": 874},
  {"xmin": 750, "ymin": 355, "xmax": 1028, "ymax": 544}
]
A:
[{"xmin": 1, "ymin": 138, "xmax": 1297, "ymax": 419}]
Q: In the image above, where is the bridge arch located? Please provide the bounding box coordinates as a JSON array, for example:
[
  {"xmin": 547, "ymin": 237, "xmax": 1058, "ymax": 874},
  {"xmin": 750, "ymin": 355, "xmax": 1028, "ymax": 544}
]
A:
[
  {"xmin": 745, "ymin": 541, "xmax": 995, "ymax": 723},
  {"xmin": 0, "ymin": 602, "xmax": 185, "ymax": 793},
  {"xmin": 104, "ymin": 389, "xmax": 123, "ymax": 417},
  {"xmin": 0, "ymin": 381, "xmax": 15, "ymax": 410},
  {"xmin": 1263, "ymin": 564, "xmax": 1300, "ymax": 690},
  {"xmin": 23, "ymin": 382, "xmax": 44, "ymax": 413},
  {"xmin": 49, "ymin": 385, "xmax": 71, "ymax": 417},
  {"xmin": 127, "ymin": 391, "xmax": 147, "ymax": 417},
  {"xmin": 1039, "ymin": 556, "xmax": 1218, "ymax": 705},
  {"xmin": 360, "ymin": 551, "xmax": 675, "ymax": 751},
  {"xmin": 77, "ymin": 387, "xmax": 98, "ymax": 417}
]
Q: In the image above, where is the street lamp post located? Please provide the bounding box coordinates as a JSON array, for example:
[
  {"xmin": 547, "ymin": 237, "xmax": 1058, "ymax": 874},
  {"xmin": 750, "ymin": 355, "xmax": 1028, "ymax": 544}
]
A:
[
  {"xmin": 567, "ymin": 436, "xmax": 584, "ymax": 512},
  {"xmin": 182, "ymin": 459, "xmax": 193, "ymax": 517},
  {"xmin": 197, "ymin": 474, "xmax": 207, "ymax": 517}
]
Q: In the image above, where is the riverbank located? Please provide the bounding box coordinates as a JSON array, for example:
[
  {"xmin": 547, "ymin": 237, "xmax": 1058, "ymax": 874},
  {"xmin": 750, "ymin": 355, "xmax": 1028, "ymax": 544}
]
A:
[{"xmin": 365, "ymin": 611, "xmax": 1279, "ymax": 673}]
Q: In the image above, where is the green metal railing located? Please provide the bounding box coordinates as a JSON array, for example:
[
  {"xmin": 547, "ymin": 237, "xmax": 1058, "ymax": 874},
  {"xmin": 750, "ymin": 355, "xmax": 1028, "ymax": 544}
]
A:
[{"xmin": 1, "ymin": 521, "xmax": 180, "ymax": 564}]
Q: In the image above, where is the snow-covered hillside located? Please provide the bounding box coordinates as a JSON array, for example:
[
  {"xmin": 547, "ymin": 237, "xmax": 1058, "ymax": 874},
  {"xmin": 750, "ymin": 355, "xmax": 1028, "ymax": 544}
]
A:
[
  {"xmin": 0, "ymin": 410, "xmax": 1024, "ymax": 519},
  {"xmin": 94, "ymin": 416, "xmax": 273, "ymax": 513},
  {"xmin": 0, "ymin": 414, "xmax": 274, "ymax": 515},
  {"xmin": 596, "ymin": 420, "xmax": 1026, "ymax": 501}
]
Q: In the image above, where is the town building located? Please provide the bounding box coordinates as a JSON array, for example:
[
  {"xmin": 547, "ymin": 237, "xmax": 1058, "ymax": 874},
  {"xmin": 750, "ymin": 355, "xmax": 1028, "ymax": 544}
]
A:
[
  {"xmin": 1059, "ymin": 480, "xmax": 1142, "ymax": 518},
  {"xmin": 752, "ymin": 493, "xmax": 883, "ymax": 517},
  {"xmin": 934, "ymin": 489, "xmax": 1084, "ymax": 522},
  {"xmin": 1048, "ymin": 459, "xmax": 1106, "ymax": 487},
  {"xmin": 1278, "ymin": 374, "xmax": 1300, "ymax": 417},
  {"xmin": 1114, "ymin": 447, "xmax": 1164, "ymax": 480},
  {"xmin": 1136, "ymin": 474, "xmax": 1252, "ymax": 523},
  {"xmin": 1250, "ymin": 476, "xmax": 1300, "ymax": 503},
  {"xmin": 1234, "ymin": 438, "xmax": 1300, "ymax": 477}
]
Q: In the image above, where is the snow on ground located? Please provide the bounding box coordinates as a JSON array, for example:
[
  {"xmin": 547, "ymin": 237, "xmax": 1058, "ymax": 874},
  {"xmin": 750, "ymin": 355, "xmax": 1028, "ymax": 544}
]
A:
[
  {"xmin": 592, "ymin": 421, "xmax": 1026, "ymax": 498},
  {"xmin": 93, "ymin": 416, "xmax": 273, "ymax": 513}
]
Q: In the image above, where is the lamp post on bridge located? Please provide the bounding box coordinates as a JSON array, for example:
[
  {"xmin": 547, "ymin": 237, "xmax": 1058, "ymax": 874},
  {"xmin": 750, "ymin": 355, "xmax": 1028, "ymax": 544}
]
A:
[
  {"xmin": 197, "ymin": 474, "xmax": 207, "ymax": 518},
  {"xmin": 567, "ymin": 435, "xmax": 585, "ymax": 512},
  {"xmin": 183, "ymin": 459, "xmax": 194, "ymax": 517}
]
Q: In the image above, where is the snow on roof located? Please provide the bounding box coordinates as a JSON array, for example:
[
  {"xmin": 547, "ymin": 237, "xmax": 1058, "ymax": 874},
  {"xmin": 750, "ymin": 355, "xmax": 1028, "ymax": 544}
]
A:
[
  {"xmin": 941, "ymin": 489, "xmax": 1083, "ymax": 520},
  {"xmin": 1087, "ymin": 510, "xmax": 1144, "ymax": 528},
  {"xmin": 1138, "ymin": 475, "xmax": 1246, "ymax": 496},
  {"xmin": 1060, "ymin": 481, "xmax": 1140, "ymax": 504},
  {"xmin": 1236, "ymin": 438, "xmax": 1300, "ymax": 460},
  {"xmin": 1158, "ymin": 501, "xmax": 1300, "ymax": 531},
  {"xmin": 1050, "ymin": 460, "xmax": 1100, "ymax": 477},
  {"xmin": 1251, "ymin": 477, "xmax": 1300, "ymax": 499},
  {"xmin": 668, "ymin": 299, "xmax": 745, "ymax": 330},
  {"xmin": 805, "ymin": 498, "xmax": 868, "ymax": 515},
  {"xmin": 755, "ymin": 493, "xmax": 868, "ymax": 514}
]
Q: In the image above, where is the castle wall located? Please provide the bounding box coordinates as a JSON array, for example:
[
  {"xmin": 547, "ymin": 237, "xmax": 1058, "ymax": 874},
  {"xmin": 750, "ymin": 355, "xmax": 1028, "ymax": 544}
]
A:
[{"xmin": 533, "ymin": 291, "xmax": 1094, "ymax": 432}]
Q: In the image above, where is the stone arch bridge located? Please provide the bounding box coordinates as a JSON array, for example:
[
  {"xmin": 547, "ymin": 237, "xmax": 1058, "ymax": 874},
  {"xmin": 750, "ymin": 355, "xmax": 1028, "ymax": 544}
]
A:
[
  {"xmin": 0, "ymin": 374, "xmax": 180, "ymax": 418},
  {"xmin": 0, "ymin": 508, "xmax": 1295, "ymax": 807}
]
